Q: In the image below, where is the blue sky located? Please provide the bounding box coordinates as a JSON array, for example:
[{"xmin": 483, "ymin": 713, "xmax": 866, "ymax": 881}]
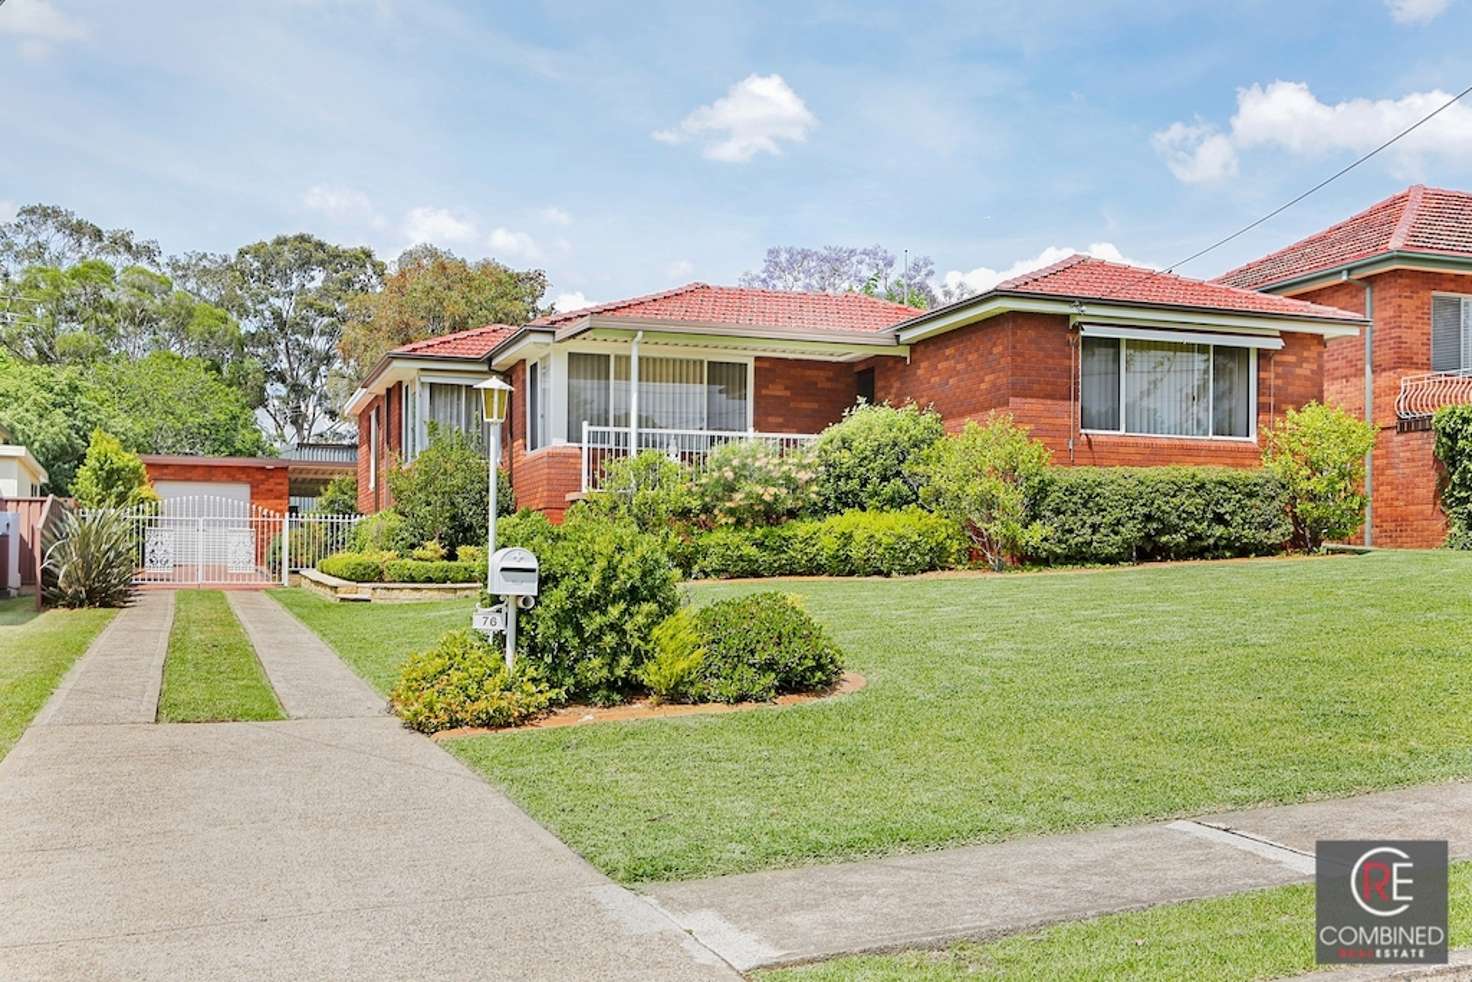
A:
[{"xmin": 3, "ymin": 0, "xmax": 1470, "ymax": 309}]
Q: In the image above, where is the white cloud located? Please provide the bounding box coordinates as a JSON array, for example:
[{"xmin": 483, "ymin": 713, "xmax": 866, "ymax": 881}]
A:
[
  {"xmin": 402, "ymin": 206, "xmax": 478, "ymax": 246},
  {"xmin": 553, "ymin": 291, "xmax": 596, "ymax": 313},
  {"xmin": 1386, "ymin": 0, "xmax": 1449, "ymax": 23},
  {"xmin": 540, "ymin": 206, "xmax": 572, "ymax": 226},
  {"xmin": 666, "ymin": 259, "xmax": 695, "ymax": 280},
  {"xmin": 487, "ymin": 226, "xmax": 542, "ymax": 261},
  {"xmin": 653, "ymin": 73, "xmax": 817, "ymax": 163},
  {"xmin": 1156, "ymin": 81, "xmax": 1472, "ymax": 183},
  {"xmin": 302, "ymin": 184, "xmax": 383, "ymax": 226},
  {"xmin": 1150, "ymin": 121, "xmax": 1239, "ymax": 184},
  {"xmin": 941, "ymin": 243, "xmax": 1147, "ymax": 298},
  {"xmin": 0, "ymin": 0, "xmax": 88, "ymax": 59}
]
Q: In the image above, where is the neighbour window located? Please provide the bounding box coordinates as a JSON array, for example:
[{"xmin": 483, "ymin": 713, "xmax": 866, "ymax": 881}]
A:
[
  {"xmin": 564, "ymin": 354, "xmax": 749, "ymax": 441},
  {"xmin": 1431, "ymin": 295, "xmax": 1472, "ymax": 373},
  {"xmin": 1081, "ymin": 335, "xmax": 1253, "ymax": 439},
  {"xmin": 527, "ymin": 357, "xmax": 550, "ymax": 451}
]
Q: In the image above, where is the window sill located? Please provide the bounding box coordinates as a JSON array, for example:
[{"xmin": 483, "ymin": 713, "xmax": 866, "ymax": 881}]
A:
[{"xmin": 1080, "ymin": 430, "xmax": 1258, "ymax": 444}]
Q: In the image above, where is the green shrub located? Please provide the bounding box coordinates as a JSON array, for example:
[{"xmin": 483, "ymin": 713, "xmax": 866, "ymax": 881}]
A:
[
  {"xmin": 1262, "ymin": 402, "xmax": 1377, "ymax": 551},
  {"xmin": 385, "ymin": 425, "xmax": 514, "ymax": 553},
  {"xmin": 514, "ymin": 513, "xmax": 680, "ymax": 704},
  {"xmin": 353, "ymin": 509, "xmax": 409, "ymax": 552},
  {"xmin": 411, "ymin": 539, "xmax": 448, "ymax": 561},
  {"xmin": 690, "ymin": 593, "xmax": 844, "ymax": 703},
  {"xmin": 692, "ymin": 440, "xmax": 818, "ymax": 528},
  {"xmin": 1434, "ymin": 404, "xmax": 1472, "ymax": 549},
  {"xmin": 813, "ymin": 402, "xmax": 944, "ymax": 513},
  {"xmin": 640, "ymin": 608, "xmax": 707, "ymax": 704},
  {"xmin": 912, "ymin": 414, "xmax": 1052, "ymax": 570},
  {"xmin": 42, "ymin": 508, "xmax": 138, "ymax": 608},
  {"xmin": 584, "ymin": 451, "xmax": 697, "ymax": 533},
  {"xmin": 381, "ymin": 558, "xmax": 479, "ymax": 584},
  {"xmin": 1028, "ymin": 467, "xmax": 1290, "ymax": 564},
  {"xmin": 318, "ymin": 551, "xmax": 391, "ymax": 582},
  {"xmin": 688, "ymin": 509, "xmax": 966, "ymax": 579},
  {"xmin": 312, "ymin": 474, "xmax": 359, "ymax": 516},
  {"xmin": 389, "ymin": 629, "xmax": 556, "ymax": 733},
  {"xmin": 457, "ymin": 544, "xmax": 485, "ymax": 564},
  {"xmin": 71, "ymin": 430, "xmax": 158, "ymax": 508}
]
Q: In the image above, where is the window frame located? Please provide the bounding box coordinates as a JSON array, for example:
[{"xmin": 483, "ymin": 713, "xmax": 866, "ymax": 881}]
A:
[
  {"xmin": 526, "ymin": 356, "xmax": 551, "ymax": 452},
  {"xmin": 1079, "ymin": 334, "xmax": 1259, "ymax": 442},
  {"xmin": 557, "ymin": 346, "xmax": 756, "ymax": 443},
  {"xmin": 1431, "ymin": 292, "xmax": 1472, "ymax": 374}
]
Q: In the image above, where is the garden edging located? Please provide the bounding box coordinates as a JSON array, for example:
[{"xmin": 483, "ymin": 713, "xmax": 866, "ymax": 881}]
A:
[{"xmin": 298, "ymin": 567, "xmax": 482, "ymax": 604}]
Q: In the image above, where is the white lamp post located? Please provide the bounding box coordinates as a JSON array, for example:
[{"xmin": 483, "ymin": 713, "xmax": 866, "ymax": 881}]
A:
[{"xmin": 475, "ymin": 376, "xmax": 513, "ymax": 590}]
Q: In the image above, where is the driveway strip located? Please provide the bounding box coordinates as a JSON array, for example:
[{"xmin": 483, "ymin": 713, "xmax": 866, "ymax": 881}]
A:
[
  {"xmin": 33, "ymin": 591, "xmax": 174, "ymax": 727},
  {"xmin": 226, "ymin": 591, "xmax": 384, "ymax": 719}
]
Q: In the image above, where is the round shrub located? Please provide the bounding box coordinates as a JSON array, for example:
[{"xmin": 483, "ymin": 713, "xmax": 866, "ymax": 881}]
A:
[
  {"xmin": 813, "ymin": 402, "xmax": 943, "ymax": 513},
  {"xmin": 389, "ymin": 629, "xmax": 556, "ymax": 733},
  {"xmin": 583, "ymin": 450, "xmax": 696, "ymax": 534},
  {"xmin": 691, "ymin": 592, "xmax": 844, "ymax": 703},
  {"xmin": 353, "ymin": 510, "xmax": 408, "ymax": 553},
  {"xmin": 692, "ymin": 440, "xmax": 818, "ymax": 528}
]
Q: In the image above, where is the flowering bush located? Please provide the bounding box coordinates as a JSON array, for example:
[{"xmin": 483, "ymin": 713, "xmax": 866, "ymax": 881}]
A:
[{"xmin": 692, "ymin": 440, "xmax": 818, "ymax": 528}]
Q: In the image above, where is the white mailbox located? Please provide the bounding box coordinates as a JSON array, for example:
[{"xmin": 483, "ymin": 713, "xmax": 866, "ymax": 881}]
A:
[{"xmin": 489, "ymin": 547, "xmax": 539, "ymax": 597}]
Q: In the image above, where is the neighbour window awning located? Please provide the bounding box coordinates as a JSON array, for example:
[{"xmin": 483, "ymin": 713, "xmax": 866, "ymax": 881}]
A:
[{"xmin": 1078, "ymin": 324, "xmax": 1284, "ymax": 350}]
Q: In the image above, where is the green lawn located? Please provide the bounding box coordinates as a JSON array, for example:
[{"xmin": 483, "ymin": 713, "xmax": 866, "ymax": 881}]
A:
[
  {"xmin": 764, "ymin": 862, "xmax": 1472, "ymax": 982},
  {"xmin": 267, "ymin": 589, "xmax": 471, "ymax": 694},
  {"xmin": 440, "ymin": 551, "xmax": 1472, "ymax": 882},
  {"xmin": 157, "ymin": 591, "xmax": 283, "ymax": 722},
  {"xmin": 0, "ymin": 595, "xmax": 114, "ymax": 759}
]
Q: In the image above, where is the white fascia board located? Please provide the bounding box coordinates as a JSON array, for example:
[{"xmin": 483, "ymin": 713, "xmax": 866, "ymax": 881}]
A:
[
  {"xmin": 1079, "ymin": 323, "xmax": 1284, "ymax": 349},
  {"xmin": 343, "ymin": 386, "xmax": 372, "ymax": 416},
  {"xmin": 489, "ymin": 333, "xmax": 555, "ymax": 371},
  {"xmin": 896, "ymin": 296, "xmax": 1069, "ymax": 342},
  {"xmin": 344, "ymin": 356, "xmax": 490, "ymax": 414}
]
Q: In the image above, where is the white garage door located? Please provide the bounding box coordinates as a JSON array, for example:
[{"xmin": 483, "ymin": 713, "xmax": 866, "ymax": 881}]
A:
[{"xmin": 153, "ymin": 481, "xmax": 252, "ymax": 509}]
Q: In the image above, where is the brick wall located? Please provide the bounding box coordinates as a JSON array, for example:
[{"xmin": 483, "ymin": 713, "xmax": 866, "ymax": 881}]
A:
[
  {"xmin": 753, "ymin": 357, "xmax": 859, "ymax": 433},
  {"xmin": 1298, "ymin": 269, "xmax": 1464, "ymax": 547},
  {"xmin": 143, "ymin": 460, "xmax": 290, "ymax": 515},
  {"xmin": 356, "ymin": 383, "xmax": 407, "ymax": 514}
]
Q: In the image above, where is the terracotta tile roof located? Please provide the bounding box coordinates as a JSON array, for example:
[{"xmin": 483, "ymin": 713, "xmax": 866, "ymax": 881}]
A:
[
  {"xmin": 391, "ymin": 323, "xmax": 519, "ymax": 359},
  {"xmin": 532, "ymin": 282, "xmax": 920, "ymax": 334},
  {"xmin": 993, "ymin": 254, "xmax": 1363, "ymax": 322},
  {"xmin": 1213, "ymin": 185, "xmax": 1472, "ymax": 290}
]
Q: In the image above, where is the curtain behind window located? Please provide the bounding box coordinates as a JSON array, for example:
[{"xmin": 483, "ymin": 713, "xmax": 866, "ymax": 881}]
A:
[
  {"xmin": 1081, "ymin": 337, "xmax": 1121, "ymax": 430},
  {"xmin": 426, "ymin": 383, "xmax": 489, "ymax": 451},
  {"xmin": 568, "ymin": 353, "xmax": 611, "ymax": 441},
  {"xmin": 706, "ymin": 362, "xmax": 748, "ymax": 431},
  {"xmin": 1211, "ymin": 347, "xmax": 1251, "ymax": 437},
  {"xmin": 1126, "ymin": 341, "xmax": 1209, "ymax": 436}
]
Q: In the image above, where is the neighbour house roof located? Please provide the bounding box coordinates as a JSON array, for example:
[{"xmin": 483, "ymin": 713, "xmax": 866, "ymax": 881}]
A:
[
  {"xmin": 532, "ymin": 282, "xmax": 920, "ymax": 334},
  {"xmin": 991, "ymin": 255, "xmax": 1364, "ymax": 322},
  {"xmin": 1212, "ymin": 185, "xmax": 1472, "ymax": 291},
  {"xmin": 389, "ymin": 323, "xmax": 519, "ymax": 359}
]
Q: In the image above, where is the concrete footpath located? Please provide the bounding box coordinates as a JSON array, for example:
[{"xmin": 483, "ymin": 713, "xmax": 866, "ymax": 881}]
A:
[
  {"xmin": 0, "ymin": 591, "xmax": 736, "ymax": 981},
  {"xmin": 644, "ymin": 782, "xmax": 1472, "ymax": 972}
]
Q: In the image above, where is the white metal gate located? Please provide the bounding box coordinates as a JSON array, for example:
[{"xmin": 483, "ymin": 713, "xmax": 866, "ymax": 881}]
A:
[{"xmin": 93, "ymin": 497, "xmax": 362, "ymax": 587}]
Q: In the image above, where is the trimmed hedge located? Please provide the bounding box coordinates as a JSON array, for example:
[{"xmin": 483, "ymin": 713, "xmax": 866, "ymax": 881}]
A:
[
  {"xmin": 690, "ymin": 592, "xmax": 844, "ymax": 703},
  {"xmin": 688, "ymin": 508, "xmax": 966, "ymax": 579},
  {"xmin": 1027, "ymin": 466, "xmax": 1290, "ymax": 565},
  {"xmin": 389, "ymin": 629, "xmax": 555, "ymax": 733},
  {"xmin": 318, "ymin": 551, "xmax": 480, "ymax": 584}
]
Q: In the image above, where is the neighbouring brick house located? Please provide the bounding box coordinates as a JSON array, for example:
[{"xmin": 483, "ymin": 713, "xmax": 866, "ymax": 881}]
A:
[
  {"xmin": 1215, "ymin": 185, "xmax": 1472, "ymax": 548},
  {"xmin": 350, "ymin": 265, "xmax": 1363, "ymax": 521}
]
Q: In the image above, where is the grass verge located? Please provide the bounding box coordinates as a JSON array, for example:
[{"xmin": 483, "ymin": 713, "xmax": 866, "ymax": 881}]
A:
[
  {"xmin": 443, "ymin": 551, "xmax": 1472, "ymax": 882},
  {"xmin": 266, "ymin": 589, "xmax": 471, "ymax": 695},
  {"xmin": 157, "ymin": 591, "xmax": 283, "ymax": 722},
  {"xmin": 0, "ymin": 595, "xmax": 114, "ymax": 759},
  {"xmin": 762, "ymin": 862, "xmax": 1472, "ymax": 981}
]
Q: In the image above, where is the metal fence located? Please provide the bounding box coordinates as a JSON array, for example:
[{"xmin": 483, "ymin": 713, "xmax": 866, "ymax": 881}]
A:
[
  {"xmin": 580, "ymin": 423, "xmax": 819, "ymax": 492},
  {"xmin": 1397, "ymin": 369, "xmax": 1472, "ymax": 420},
  {"xmin": 88, "ymin": 496, "xmax": 361, "ymax": 587}
]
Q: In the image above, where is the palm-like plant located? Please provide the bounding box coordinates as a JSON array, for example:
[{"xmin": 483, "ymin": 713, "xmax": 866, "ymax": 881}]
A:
[{"xmin": 43, "ymin": 509, "xmax": 138, "ymax": 608}]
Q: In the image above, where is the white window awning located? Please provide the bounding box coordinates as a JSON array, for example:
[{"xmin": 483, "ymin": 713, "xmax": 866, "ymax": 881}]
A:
[{"xmin": 1079, "ymin": 323, "xmax": 1284, "ymax": 350}]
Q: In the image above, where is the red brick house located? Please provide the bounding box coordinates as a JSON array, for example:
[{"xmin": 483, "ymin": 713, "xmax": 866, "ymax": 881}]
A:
[
  {"xmin": 1215, "ymin": 185, "xmax": 1472, "ymax": 548},
  {"xmin": 351, "ymin": 263, "xmax": 1362, "ymax": 521}
]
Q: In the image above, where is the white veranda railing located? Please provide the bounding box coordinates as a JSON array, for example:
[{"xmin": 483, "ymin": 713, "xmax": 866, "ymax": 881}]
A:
[
  {"xmin": 87, "ymin": 495, "xmax": 361, "ymax": 586},
  {"xmin": 580, "ymin": 424, "xmax": 819, "ymax": 492},
  {"xmin": 1397, "ymin": 369, "xmax": 1472, "ymax": 421}
]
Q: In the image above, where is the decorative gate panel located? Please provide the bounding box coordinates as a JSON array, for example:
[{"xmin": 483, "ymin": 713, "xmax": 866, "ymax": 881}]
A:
[{"xmin": 94, "ymin": 496, "xmax": 285, "ymax": 587}]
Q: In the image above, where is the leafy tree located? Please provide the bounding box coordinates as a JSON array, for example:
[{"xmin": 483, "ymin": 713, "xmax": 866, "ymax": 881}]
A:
[
  {"xmin": 71, "ymin": 430, "xmax": 159, "ymax": 508},
  {"xmin": 340, "ymin": 244, "xmax": 547, "ymax": 384},
  {"xmin": 1, "ymin": 261, "xmax": 119, "ymax": 362},
  {"xmin": 204, "ymin": 234, "xmax": 384, "ymax": 445},
  {"xmin": 0, "ymin": 352, "xmax": 113, "ymax": 494},
  {"xmin": 386, "ymin": 425, "xmax": 512, "ymax": 552},
  {"xmin": 740, "ymin": 244, "xmax": 936, "ymax": 308},
  {"xmin": 912, "ymin": 414, "xmax": 1053, "ymax": 570},
  {"xmin": 312, "ymin": 474, "xmax": 360, "ymax": 516},
  {"xmin": 93, "ymin": 352, "xmax": 270, "ymax": 458},
  {"xmin": 1261, "ymin": 402, "xmax": 1377, "ymax": 551},
  {"xmin": 0, "ymin": 204, "xmax": 161, "ymax": 280}
]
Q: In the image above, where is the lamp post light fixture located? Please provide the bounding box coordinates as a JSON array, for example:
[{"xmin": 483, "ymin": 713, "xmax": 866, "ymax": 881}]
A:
[{"xmin": 475, "ymin": 376, "xmax": 513, "ymax": 579}]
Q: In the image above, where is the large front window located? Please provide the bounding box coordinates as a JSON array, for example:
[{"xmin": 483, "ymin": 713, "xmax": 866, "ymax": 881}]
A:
[
  {"xmin": 566, "ymin": 353, "xmax": 750, "ymax": 441},
  {"xmin": 1081, "ymin": 334, "xmax": 1254, "ymax": 439},
  {"xmin": 1432, "ymin": 295, "xmax": 1472, "ymax": 373}
]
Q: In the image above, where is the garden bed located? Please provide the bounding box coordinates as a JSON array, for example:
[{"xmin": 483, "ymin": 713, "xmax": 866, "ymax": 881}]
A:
[
  {"xmin": 431, "ymin": 670, "xmax": 867, "ymax": 740},
  {"xmin": 298, "ymin": 567, "xmax": 481, "ymax": 603}
]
